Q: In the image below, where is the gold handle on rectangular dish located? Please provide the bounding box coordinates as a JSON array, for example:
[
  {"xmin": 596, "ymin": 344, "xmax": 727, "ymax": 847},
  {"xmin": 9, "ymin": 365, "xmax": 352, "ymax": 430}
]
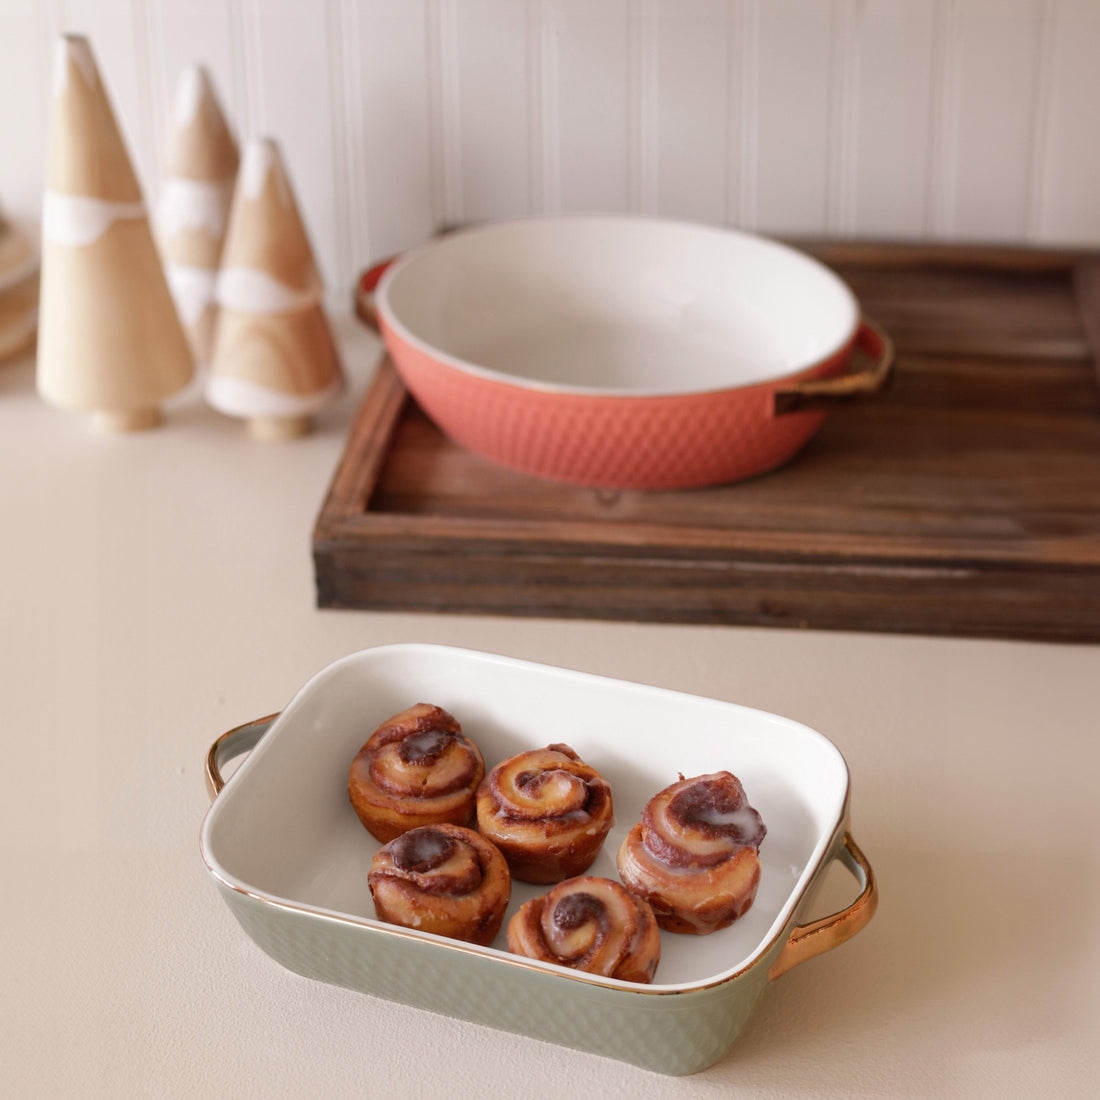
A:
[
  {"xmin": 204, "ymin": 714, "xmax": 280, "ymax": 801},
  {"xmin": 773, "ymin": 318, "xmax": 895, "ymax": 416},
  {"xmin": 767, "ymin": 831, "xmax": 878, "ymax": 981}
]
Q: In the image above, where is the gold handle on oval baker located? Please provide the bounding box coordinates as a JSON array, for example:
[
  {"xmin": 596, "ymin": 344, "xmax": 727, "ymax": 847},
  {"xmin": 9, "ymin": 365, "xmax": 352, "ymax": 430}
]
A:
[
  {"xmin": 353, "ymin": 258, "xmax": 399, "ymax": 335},
  {"xmin": 204, "ymin": 714, "xmax": 280, "ymax": 801},
  {"xmin": 773, "ymin": 318, "xmax": 895, "ymax": 416},
  {"xmin": 767, "ymin": 831, "xmax": 878, "ymax": 981}
]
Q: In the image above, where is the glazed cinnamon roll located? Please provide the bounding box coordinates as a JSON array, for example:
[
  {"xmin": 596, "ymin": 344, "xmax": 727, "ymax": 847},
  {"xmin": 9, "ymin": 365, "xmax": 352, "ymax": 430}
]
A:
[
  {"xmin": 368, "ymin": 823, "xmax": 511, "ymax": 946},
  {"xmin": 617, "ymin": 772, "xmax": 766, "ymax": 935},
  {"xmin": 507, "ymin": 876, "xmax": 661, "ymax": 984},
  {"xmin": 349, "ymin": 703, "xmax": 485, "ymax": 843},
  {"xmin": 476, "ymin": 744, "xmax": 614, "ymax": 884}
]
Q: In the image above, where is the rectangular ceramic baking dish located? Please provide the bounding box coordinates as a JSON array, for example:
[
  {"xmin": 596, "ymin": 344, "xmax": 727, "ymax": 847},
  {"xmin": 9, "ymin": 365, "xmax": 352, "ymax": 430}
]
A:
[{"xmin": 200, "ymin": 644, "xmax": 876, "ymax": 1075}]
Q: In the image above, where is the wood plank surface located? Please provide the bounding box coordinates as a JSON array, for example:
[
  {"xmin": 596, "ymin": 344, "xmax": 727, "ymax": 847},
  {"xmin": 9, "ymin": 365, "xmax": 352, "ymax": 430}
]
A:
[{"xmin": 313, "ymin": 242, "xmax": 1100, "ymax": 641}]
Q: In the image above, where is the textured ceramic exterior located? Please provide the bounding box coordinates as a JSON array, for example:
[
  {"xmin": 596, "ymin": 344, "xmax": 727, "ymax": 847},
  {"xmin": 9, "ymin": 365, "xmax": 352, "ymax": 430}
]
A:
[
  {"xmin": 381, "ymin": 318, "xmax": 853, "ymax": 489},
  {"xmin": 210, "ymin": 798, "xmax": 861, "ymax": 1074},
  {"xmin": 215, "ymin": 868, "xmax": 776, "ymax": 1075}
]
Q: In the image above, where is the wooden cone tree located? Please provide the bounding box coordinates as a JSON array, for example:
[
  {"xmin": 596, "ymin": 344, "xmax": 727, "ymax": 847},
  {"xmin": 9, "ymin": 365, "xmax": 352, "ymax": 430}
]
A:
[
  {"xmin": 207, "ymin": 137, "xmax": 343, "ymax": 440},
  {"xmin": 156, "ymin": 65, "xmax": 238, "ymax": 365},
  {"xmin": 37, "ymin": 34, "xmax": 193, "ymax": 431},
  {"xmin": 0, "ymin": 206, "xmax": 39, "ymax": 361}
]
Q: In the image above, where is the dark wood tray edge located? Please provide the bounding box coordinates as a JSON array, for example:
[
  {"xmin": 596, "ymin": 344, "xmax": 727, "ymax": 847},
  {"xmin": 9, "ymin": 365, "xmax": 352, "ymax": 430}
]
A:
[{"xmin": 312, "ymin": 241, "xmax": 1100, "ymax": 643}]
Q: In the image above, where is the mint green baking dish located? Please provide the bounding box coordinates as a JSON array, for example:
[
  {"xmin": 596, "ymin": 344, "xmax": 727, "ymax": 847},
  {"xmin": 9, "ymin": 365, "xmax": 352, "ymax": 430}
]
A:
[{"xmin": 200, "ymin": 644, "xmax": 876, "ymax": 1075}]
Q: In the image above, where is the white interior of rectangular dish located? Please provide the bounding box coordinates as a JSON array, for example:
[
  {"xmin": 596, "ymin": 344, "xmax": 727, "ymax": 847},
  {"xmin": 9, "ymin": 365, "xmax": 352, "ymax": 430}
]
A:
[{"xmin": 201, "ymin": 644, "xmax": 849, "ymax": 991}]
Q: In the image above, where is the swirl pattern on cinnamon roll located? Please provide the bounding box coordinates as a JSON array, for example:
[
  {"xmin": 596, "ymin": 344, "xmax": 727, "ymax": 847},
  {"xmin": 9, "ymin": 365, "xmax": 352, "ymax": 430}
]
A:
[
  {"xmin": 617, "ymin": 771, "xmax": 766, "ymax": 935},
  {"xmin": 476, "ymin": 744, "xmax": 614, "ymax": 884},
  {"xmin": 349, "ymin": 703, "xmax": 485, "ymax": 843},
  {"xmin": 368, "ymin": 823, "xmax": 511, "ymax": 945},
  {"xmin": 507, "ymin": 876, "xmax": 661, "ymax": 984}
]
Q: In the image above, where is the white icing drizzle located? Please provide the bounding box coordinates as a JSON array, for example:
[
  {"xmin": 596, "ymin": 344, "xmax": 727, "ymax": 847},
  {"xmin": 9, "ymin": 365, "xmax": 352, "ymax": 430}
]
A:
[
  {"xmin": 42, "ymin": 191, "xmax": 146, "ymax": 248},
  {"xmin": 215, "ymin": 266, "xmax": 318, "ymax": 314},
  {"xmin": 54, "ymin": 35, "xmax": 98, "ymax": 97},
  {"xmin": 692, "ymin": 803, "xmax": 764, "ymax": 834},
  {"xmin": 165, "ymin": 264, "xmax": 218, "ymax": 326},
  {"xmin": 206, "ymin": 371, "xmax": 343, "ymax": 419},
  {"xmin": 157, "ymin": 176, "xmax": 233, "ymax": 241}
]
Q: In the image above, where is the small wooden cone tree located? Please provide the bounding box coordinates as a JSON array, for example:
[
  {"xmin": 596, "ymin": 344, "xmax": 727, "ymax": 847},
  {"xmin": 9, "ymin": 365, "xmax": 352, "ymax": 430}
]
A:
[
  {"xmin": 207, "ymin": 137, "xmax": 344, "ymax": 440},
  {"xmin": 0, "ymin": 207, "xmax": 40, "ymax": 361}
]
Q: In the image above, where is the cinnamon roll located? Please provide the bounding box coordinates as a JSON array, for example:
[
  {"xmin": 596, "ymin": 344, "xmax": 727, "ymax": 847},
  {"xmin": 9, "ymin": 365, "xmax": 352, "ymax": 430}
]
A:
[
  {"xmin": 476, "ymin": 744, "xmax": 614, "ymax": 884},
  {"xmin": 349, "ymin": 703, "xmax": 485, "ymax": 843},
  {"xmin": 368, "ymin": 823, "xmax": 511, "ymax": 946},
  {"xmin": 617, "ymin": 772, "xmax": 766, "ymax": 935},
  {"xmin": 507, "ymin": 876, "xmax": 661, "ymax": 984}
]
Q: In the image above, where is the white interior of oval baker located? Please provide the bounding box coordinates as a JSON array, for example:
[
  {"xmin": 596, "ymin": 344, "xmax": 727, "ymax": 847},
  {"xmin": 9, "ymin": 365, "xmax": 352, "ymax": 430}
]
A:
[{"xmin": 380, "ymin": 217, "xmax": 858, "ymax": 395}]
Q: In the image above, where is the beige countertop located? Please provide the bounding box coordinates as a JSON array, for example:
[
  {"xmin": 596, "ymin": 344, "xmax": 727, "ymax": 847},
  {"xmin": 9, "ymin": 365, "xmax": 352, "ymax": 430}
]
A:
[{"xmin": 2, "ymin": 319, "xmax": 1097, "ymax": 1098}]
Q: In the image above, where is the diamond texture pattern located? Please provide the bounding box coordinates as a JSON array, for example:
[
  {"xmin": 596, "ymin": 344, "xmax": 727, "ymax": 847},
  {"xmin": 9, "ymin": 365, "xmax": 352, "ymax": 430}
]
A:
[
  {"xmin": 223, "ymin": 885, "xmax": 769, "ymax": 1076},
  {"xmin": 388, "ymin": 328, "xmax": 847, "ymax": 490}
]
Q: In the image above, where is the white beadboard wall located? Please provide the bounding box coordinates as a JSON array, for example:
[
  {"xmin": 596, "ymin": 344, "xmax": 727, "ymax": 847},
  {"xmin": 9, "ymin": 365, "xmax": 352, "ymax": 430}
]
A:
[{"xmin": 2, "ymin": 0, "xmax": 1099, "ymax": 308}]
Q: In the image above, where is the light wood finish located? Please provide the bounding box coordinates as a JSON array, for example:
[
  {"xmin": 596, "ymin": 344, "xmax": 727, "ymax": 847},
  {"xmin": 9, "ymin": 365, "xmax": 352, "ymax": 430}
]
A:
[
  {"xmin": 36, "ymin": 34, "xmax": 193, "ymax": 429},
  {"xmin": 37, "ymin": 220, "xmax": 193, "ymax": 419},
  {"xmin": 212, "ymin": 305, "xmax": 340, "ymax": 394},
  {"xmin": 162, "ymin": 65, "xmax": 238, "ymax": 182},
  {"xmin": 46, "ymin": 36, "xmax": 142, "ymax": 202},
  {"xmin": 0, "ymin": 273, "xmax": 38, "ymax": 361},
  {"xmin": 156, "ymin": 66, "xmax": 238, "ymax": 363},
  {"xmin": 246, "ymin": 414, "xmax": 313, "ymax": 442},
  {"xmin": 314, "ymin": 241, "xmax": 1100, "ymax": 643},
  {"xmin": 93, "ymin": 406, "xmax": 161, "ymax": 433},
  {"xmin": 164, "ymin": 226, "xmax": 226, "ymax": 272},
  {"xmin": 1, "ymin": 212, "xmax": 41, "ymax": 361},
  {"xmin": 0, "ymin": 212, "xmax": 37, "ymax": 291},
  {"xmin": 207, "ymin": 138, "xmax": 343, "ymax": 439},
  {"xmin": 217, "ymin": 139, "xmax": 322, "ymax": 299}
]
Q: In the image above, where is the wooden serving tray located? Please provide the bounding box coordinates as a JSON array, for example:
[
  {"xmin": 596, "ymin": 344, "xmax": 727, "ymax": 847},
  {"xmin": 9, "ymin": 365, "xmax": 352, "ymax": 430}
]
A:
[{"xmin": 313, "ymin": 241, "xmax": 1100, "ymax": 643}]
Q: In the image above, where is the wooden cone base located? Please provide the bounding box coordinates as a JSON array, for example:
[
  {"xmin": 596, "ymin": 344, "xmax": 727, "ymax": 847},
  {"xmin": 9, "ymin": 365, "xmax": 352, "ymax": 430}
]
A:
[
  {"xmin": 93, "ymin": 406, "xmax": 162, "ymax": 433},
  {"xmin": 247, "ymin": 414, "xmax": 312, "ymax": 441}
]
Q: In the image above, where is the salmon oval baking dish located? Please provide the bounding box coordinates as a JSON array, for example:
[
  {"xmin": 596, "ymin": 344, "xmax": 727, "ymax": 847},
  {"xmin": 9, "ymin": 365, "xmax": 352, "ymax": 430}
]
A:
[{"xmin": 357, "ymin": 216, "xmax": 893, "ymax": 490}]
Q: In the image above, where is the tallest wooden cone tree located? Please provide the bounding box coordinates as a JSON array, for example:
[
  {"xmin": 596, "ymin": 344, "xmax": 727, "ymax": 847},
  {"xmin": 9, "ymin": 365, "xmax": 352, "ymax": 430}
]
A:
[{"xmin": 37, "ymin": 34, "xmax": 193, "ymax": 432}]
